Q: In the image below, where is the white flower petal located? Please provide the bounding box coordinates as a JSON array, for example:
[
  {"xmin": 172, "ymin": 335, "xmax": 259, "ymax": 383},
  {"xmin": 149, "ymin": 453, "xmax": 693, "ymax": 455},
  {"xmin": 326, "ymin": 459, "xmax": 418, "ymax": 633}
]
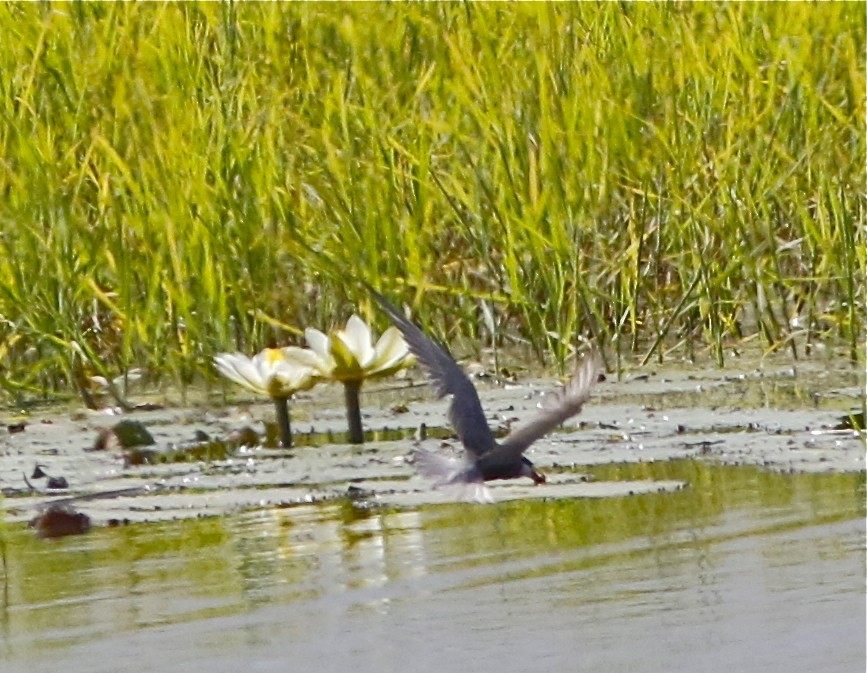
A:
[
  {"xmin": 305, "ymin": 328, "xmax": 332, "ymax": 360},
  {"xmin": 251, "ymin": 350, "xmax": 277, "ymax": 381},
  {"xmin": 215, "ymin": 352, "xmax": 268, "ymax": 395},
  {"xmin": 215, "ymin": 349, "xmax": 320, "ymax": 397},
  {"xmin": 214, "ymin": 353, "xmax": 246, "ymax": 384},
  {"xmin": 370, "ymin": 326, "xmax": 410, "ymax": 372},
  {"xmin": 338, "ymin": 315, "xmax": 376, "ymax": 367},
  {"xmin": 281, "ymin": 346, "xmax": 332, "ymax": 375},
  {"xmin": 248, "ymin": 352, "xmax": 279, "ymax": 389},
  {"xmin": 271, "ymin": 359, "xmax": 315, "ymax": 392}
]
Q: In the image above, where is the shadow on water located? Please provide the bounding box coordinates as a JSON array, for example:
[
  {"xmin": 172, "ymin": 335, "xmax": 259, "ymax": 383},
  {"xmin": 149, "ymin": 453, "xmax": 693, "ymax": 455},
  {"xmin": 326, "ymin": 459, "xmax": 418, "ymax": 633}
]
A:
[{"xmin": 0, "ymin": 459, "xmax": 863, "ymax": 673}]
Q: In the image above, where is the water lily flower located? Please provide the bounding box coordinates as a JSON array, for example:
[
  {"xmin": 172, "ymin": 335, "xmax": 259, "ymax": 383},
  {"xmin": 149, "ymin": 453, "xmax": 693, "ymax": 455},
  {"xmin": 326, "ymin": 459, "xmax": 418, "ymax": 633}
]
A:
[
  {"xmin": 293, "ymin": 315, "xmax": 412, "ymax": 444},
  {"xmin": 214, "ymin": 349, "xmax": 319, "ymax": 448}
]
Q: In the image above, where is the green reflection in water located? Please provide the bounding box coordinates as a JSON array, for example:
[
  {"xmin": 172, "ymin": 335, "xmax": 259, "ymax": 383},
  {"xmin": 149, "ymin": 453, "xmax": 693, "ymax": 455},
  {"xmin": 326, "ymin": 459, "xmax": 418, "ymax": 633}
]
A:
[
  {"xmin": 0, "ymin": 460, "xmax": 863, "ymax": 658},
  {"xmin": 411, "ymin": 460, "xmax": 864, "ymax": 572}
]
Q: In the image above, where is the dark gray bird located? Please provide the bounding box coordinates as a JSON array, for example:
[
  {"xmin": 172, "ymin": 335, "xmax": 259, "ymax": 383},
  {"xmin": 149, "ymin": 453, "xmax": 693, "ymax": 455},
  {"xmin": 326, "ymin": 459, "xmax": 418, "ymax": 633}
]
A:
[{"xmin": 372, "ymin": 291, "xmax": 600, "ymax": 495}]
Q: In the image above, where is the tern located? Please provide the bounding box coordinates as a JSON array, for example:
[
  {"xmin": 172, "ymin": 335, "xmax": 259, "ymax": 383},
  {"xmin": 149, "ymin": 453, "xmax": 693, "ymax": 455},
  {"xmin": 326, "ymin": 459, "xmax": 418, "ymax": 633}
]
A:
[{"xmin": 372, "ymin": 291, "xmax": 599, "ymax": 496}]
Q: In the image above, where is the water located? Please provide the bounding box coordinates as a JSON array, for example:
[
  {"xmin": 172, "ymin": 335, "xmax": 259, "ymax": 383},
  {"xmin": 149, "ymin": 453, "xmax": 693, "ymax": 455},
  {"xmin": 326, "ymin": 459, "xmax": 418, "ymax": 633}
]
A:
[{"xmin": 2, "ymin": 460, "xmax": 863, "ymax": 673}]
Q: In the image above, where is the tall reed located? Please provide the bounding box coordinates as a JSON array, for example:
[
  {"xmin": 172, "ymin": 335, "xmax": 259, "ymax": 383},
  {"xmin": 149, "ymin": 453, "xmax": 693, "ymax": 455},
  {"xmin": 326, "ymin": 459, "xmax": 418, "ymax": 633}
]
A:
[{"xmin": 0, "ymin": 2, "xmax": 862, "ymax": 403}]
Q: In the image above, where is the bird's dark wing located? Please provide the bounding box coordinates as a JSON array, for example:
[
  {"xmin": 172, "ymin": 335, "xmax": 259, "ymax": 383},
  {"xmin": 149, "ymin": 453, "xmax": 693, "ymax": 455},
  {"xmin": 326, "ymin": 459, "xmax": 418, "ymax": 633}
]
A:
[
  {"xmin": 495, "ymin": 353, "xmax": 600, "ymax": 457},
  {"xmin": 371, "ymin": 290, "xmax": 497, "ymax": 456}
]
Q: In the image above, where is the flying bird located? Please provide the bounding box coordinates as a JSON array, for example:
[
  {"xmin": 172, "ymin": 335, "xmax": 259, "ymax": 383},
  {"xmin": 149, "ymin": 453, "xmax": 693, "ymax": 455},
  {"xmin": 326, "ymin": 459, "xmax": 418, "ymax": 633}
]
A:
[{"xmin": 371, "ymin": 290, "xmax": 599, "ymax": 497}]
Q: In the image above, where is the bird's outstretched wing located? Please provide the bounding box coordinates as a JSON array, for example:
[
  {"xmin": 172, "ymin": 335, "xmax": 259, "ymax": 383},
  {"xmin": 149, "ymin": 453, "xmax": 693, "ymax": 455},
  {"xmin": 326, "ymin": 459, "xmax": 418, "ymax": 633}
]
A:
[
  {"xmin": 495, "ymin": 353, "xmax": 600, "ymax": 457},
  {"xmin": 371, "ymin": 290, "xmax": 497, "ymax": 456}
]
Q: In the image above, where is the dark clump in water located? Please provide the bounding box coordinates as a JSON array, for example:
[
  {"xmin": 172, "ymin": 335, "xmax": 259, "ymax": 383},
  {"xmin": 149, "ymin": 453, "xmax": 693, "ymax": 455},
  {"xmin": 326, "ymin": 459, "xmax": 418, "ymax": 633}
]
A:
[
  {"xmin": 29, "ymin": 504, "xmax": 91, "ymax": 539},
  {"xmin": 27, "ymin": 464, "xmax": 69, "ymax": 491},
  {"xmin": 834, "ymin": 410, "xmax": 865, "ymax": 430},
  {"xmin": 91, "ymin": 419, "xmax": 155, "ymax": 451}
]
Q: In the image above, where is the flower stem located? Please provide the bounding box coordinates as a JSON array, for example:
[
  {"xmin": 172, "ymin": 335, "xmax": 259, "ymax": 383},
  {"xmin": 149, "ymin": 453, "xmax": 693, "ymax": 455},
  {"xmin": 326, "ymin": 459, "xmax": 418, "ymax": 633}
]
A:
[
  {"xmin": 343, "ymin": 379, "xmax": 364, "ymax": 444},
  {"xmin": 273, "ymin": 395, "xmax": 292, "ymax": 448}
]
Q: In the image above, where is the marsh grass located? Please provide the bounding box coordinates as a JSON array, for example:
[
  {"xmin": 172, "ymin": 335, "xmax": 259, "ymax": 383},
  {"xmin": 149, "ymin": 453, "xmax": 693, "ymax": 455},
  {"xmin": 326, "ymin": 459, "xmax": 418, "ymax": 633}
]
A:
[{"xmin": 0, "ymin": 2, "xmax": 863, "ymax": 404}]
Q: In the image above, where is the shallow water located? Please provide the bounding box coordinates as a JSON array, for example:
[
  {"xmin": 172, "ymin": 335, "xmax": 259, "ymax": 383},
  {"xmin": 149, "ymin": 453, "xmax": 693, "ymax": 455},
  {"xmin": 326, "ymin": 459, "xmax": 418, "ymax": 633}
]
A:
[
  {"xmin": 1, "ymin": 353, "xmax": 864, "ymax": 671},
  {"xmin": 2, "ymin": 460, "xmax": 864, "ymax": 673}
]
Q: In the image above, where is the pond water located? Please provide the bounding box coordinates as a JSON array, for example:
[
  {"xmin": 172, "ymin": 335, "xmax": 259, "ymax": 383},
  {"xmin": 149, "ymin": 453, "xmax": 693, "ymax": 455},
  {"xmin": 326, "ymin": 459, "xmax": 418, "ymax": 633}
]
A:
[
  {"xmin": 1, "ymin": 460, "xmax": 863, "ymax": 673},
  {"xmin": 1, "ymin": 353, "xmax": 864, "ymax": 672}
]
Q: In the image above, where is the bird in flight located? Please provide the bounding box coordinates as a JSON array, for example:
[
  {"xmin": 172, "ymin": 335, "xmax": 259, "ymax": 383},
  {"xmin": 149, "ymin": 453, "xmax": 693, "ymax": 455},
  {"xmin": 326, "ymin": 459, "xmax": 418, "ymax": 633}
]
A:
[{"xmin": 371, "ymin": 290, "xmax": 600, "ymax": 500}]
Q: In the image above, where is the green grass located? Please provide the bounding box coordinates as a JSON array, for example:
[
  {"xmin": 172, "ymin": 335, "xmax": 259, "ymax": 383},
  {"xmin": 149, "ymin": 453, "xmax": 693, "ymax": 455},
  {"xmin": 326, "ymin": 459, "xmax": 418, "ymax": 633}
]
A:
[{"xmin": 0, "ymin": 2, "xmax": 863, "ymax": 404}]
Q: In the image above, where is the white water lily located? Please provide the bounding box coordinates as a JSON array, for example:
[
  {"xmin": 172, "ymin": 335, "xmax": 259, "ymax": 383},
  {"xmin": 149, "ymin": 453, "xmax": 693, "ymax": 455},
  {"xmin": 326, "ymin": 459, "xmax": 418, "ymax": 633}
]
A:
[
  {"xmin": 214, "ymin": 349, "xmax": 318, "ymax": 398},
  {"xmin": 214, "ymin": 349, "xmax": 320, "ymax": 449},
  {"xmin": 301, "ymin": 315, "xmax": 412, "ymax": 382},
  {"xmin": 280, "ymin": 315, "xmax": 412, "ymax": 444}
]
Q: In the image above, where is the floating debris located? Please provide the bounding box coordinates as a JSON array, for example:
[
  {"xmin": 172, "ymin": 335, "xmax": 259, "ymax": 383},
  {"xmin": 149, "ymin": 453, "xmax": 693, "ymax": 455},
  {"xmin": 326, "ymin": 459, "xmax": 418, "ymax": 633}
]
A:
[
  {"xmin": 226, "ymin": 425, "xmax": 260, "ymax": 447},
  {"xmin": 123, "ymin": 447, "xmax": 162, "ymax": 466},
  {"xmin": 46, "ymin": 476, "xmax": 69, "ymax": 490},
  {"xmin": 29, "ymin": 504, "xmax": 91, "ymax": 539},
  {"xmin": 346, "ymin": 484, "xmax": 376, "ymax": 500},
  {"xmin": 91, "ymin": 419, "xmax": 155, "ymax": 451},
  {"xmin": 123, "ymin": 426, "xmax": 263, "ymax": 466},
  {"xmin": 24, "ymin": 464, "xmax": 70, "ymax": 491},
  {"xmin": 834, "ymin": 411, "xmax": 865, "ymax": 431}
]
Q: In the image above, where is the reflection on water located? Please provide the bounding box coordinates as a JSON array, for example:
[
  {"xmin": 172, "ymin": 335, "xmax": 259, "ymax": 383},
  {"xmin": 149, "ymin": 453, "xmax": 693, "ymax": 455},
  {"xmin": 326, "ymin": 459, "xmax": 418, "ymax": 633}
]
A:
[{"xmin": 1, "ymin": 460, "xmax": 864, "ymax": 673}]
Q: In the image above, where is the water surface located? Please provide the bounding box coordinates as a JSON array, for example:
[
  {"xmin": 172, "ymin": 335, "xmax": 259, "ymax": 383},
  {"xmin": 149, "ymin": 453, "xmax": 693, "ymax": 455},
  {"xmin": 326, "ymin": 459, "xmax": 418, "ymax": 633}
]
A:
[{"xmin": 2, "ymin": 460, "xmax": 863, "ymax": 673}]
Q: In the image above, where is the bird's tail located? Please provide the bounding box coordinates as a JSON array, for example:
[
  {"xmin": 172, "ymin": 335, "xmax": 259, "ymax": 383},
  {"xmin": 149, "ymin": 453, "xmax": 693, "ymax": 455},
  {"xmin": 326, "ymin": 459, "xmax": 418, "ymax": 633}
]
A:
[
  {"xmin": 410, "ymin": 447, "xmax": 494, "ymax": 502},
  {"xmin": 410, "ymin": 446, "xmax": 465, "ymax": 484}
]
